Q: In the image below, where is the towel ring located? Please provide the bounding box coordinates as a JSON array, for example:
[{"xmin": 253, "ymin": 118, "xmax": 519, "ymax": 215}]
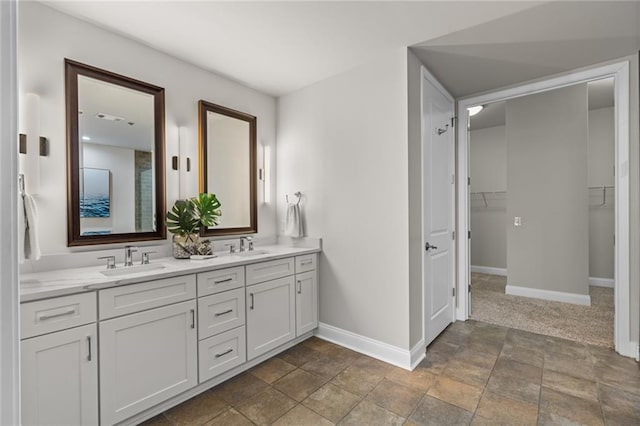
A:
[{"xmin": 286, "ymin": 192, "xmax": 302, "ymax": 205}]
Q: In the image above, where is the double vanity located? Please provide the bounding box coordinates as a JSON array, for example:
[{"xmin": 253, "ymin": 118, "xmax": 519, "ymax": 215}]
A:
[{"xmin": 20, "ymin": 245, "xmax": 320, "ymax": 425}]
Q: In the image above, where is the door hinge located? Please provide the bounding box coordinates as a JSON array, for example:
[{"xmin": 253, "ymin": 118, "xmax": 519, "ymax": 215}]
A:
[
  {"xmin": 468, "ymin": 230, "xmax": 471, "ymax": 239},
  {"xmin": 452, "ymin": 231, "xmax": 455, "ymax": 240},
  {"xmin": 451, "ymin": 116, "xmax": 457, "ymax": 128},
  {"xmin": 467, "ymin": 177, "xmax": 471, "ymax": 186},
  {"xmin": 452, "ymin": 287, "xmax": 456, "ymax": 297}
]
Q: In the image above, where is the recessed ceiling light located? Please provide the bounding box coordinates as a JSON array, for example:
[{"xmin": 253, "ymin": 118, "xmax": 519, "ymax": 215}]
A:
[
  {"xmin": 82, "ymin": 136, "xmax": 91, "ymax": 141},
  {"xmin": 468, "ymin": 105, "xmax": 483, "ymax": 116}
]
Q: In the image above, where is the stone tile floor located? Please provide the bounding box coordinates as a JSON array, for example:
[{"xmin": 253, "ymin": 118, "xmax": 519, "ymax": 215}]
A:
[{"xmin": 141, "ymin": 320, "xmax": 640, "ymax": 425}]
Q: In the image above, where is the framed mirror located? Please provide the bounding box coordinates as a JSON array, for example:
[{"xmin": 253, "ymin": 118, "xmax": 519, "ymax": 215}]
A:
[
  {"xmin": 198, "ymin": 100, "xmax": 257, "ymax": 236},
  {"xmin": 65, "ymin": 59, "xmax": 166, "ymax": 246}
]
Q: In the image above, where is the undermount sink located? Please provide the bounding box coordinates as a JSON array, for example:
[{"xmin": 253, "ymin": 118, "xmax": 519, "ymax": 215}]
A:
[
  {"xmin": 234, "ymin": 250, "xmax": 269, "ymax": 257},
  {"xmin": 100, "ymin": 263, "xmax": 166, "ymax": 277}
]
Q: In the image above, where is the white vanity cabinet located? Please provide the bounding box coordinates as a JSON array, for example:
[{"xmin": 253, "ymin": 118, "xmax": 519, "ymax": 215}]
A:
[
  {"xmin": 98, "ymin": 277, "xmax": 198, "ymax": 426},
  {"xmin": 296, "ymin": 270, "xmax": 318, "ymax": 336},
  {"xmin": 197, "ymin": 267, "xmax": 247, "ymax": 383},
  {"xmin": 20, "ymin": 293, "xmax": 99, "ymax": 426},
  {"xmin": 246, "ymin": 275, "xmax": 296, "ymax": 359}
]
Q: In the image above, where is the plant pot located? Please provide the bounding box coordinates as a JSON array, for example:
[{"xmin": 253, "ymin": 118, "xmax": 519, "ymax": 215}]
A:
[{"xmin": 172, "ymin": 234, "xmax": 212, "ymax": 259}]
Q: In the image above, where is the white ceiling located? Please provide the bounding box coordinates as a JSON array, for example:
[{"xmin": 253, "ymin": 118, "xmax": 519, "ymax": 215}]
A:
[
  {"xmin": 412, "ymin": 1, "xmax": 640, "ymax": 97},
  {"xmin": 78, "ymin": 75, "xmax": 155, "ymax": 150},
  {"xmin": 43, "ymin": 0, "xmax": 543, "ymax": 96}
]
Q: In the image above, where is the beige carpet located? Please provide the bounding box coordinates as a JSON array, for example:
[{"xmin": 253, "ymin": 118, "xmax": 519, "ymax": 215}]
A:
[{"xmin": 470, "ymin": 273, "xmax": 614, "ymax": 348}]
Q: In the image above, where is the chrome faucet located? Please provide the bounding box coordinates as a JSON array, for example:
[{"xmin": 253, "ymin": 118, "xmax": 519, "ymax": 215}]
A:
[
  {"xmin": 240, "ymin": 236, "xmax": 253, "ymax": 252},
  {"xmin": 124, "ymin": 246, "xmax": 138, "ymax": 267}
]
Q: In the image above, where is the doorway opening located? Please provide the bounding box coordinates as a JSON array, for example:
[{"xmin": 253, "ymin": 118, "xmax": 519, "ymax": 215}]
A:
[
  {"xmin": 456, "ymin": 61, "xmax": 634, "ymax": 357},
  {"xmin": 467, "ymin": 78, "xmax": 615, "ymax": 348}
]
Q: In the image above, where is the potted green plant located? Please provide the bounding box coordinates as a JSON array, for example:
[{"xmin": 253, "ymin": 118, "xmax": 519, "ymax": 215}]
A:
[{"xmin": 166, "ymin": 193, "xmax": 222, "ymax": 258}]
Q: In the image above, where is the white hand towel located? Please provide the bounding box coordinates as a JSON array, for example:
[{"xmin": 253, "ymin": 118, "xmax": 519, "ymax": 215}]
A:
[
  {"xmin": 18, "ymin": 194, "xmax": 25, "ymax": 264},
  {"xmin": 23, "ymin": 193, "xmax": 41, "ymax": 261},
  {"xmin": 284, "ymin": 203, "xmax": 304, "ymax": 238}
]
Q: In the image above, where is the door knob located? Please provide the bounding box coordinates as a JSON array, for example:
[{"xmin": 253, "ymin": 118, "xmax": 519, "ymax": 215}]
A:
[{"xmin": 425, "ymin": 242, "xmax": 438, "ymax": 251}]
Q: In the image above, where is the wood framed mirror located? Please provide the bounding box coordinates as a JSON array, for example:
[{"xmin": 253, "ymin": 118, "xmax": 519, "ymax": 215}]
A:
[
  {"xmin": 198, "ymin": 100, "xmax": 257, "ymax": 236},
  {"xmin": 65, "ymin": 59, "xmax": 166, "ymax": 246}
]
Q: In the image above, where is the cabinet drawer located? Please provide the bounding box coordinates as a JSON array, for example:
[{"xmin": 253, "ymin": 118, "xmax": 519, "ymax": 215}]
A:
[
  {"xmin": 295, "ymin": 254, "xmax": 317, "ymax": 273},
  {"xmin": 197, "ymin": 266, "xmax": 245, "ymax": 297},
  {"xmin": 99, "ymin": 275, "xmax": 196, "ymax": 320},
  {"xmin": 21, "ymin": 292, "xmax": 97, "ymax": 339},
  {"xmin": 246, "ymin": 257, "xmax": 295, "ymax": 285},
  {"xmin": 198, "ymin": 288, "xmax": 245, "ymax": 340},
  {"xmin": 199, "ymin": 326, "xmax": 246, "ymax": 383}
]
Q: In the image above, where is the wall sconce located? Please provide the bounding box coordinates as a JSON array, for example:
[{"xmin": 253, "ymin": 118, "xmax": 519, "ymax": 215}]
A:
[
  {"xmin": 19, "ymin": 93, "xmax": 48, "ymax": 195},
  {"xmin": 262, "ymin": 144, "xmax": 271, "ymax": 203},
  {"xmin": 178, "ymin": 126, "xmax": 190, "ymax": 199}
]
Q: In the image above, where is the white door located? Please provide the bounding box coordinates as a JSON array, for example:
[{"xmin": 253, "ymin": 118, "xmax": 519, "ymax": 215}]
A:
[
  {"xmin": 21, "ymin": 324, "xmax": 99, "ymax": 426},
  {"xmin": 422, "ymin": 69, "xmax": 456, "ymax": 346},
  {"xmin": 295, "ymin": 271, "xmax": 318, "ymax": 336},
  {"xmin": 99, "ymin": 300, "xmax": 197, "ymax": 425},
  {"xmin": 246, "ymin": 276, "xmax": 295, "ymax": 360}
]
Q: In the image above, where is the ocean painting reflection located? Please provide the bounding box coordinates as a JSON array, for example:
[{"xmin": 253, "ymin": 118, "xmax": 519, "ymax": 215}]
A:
[{"xmin": 81, "ymin": 168, "xmax": 110, "ymax": 218}]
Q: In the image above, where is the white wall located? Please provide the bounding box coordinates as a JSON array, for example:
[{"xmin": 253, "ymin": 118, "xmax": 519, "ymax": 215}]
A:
[
  {"xmin": 588, "ymin": 107, "xmax": 614, "ymax": 279},
  {"xmin": 81, "ymin": 143, "xmax": 135, "ymax": 234},
  {"xmin": 470, "ymin": 107, "xmax": 615, "ymax": 280},
  {"xmin": 277, "ymin": 48, "xmax": 411, "ymax": 350},
  {"xmin": 470, "ymin": 126, "xmax": 507, "ymax": 269},
  {"xmin": 18, "ymin": 2, "xmax": 277, "ymax": 261},
  {"xmin": 506, "ymin": 84, "xmax": 589, "ymax": 296}
]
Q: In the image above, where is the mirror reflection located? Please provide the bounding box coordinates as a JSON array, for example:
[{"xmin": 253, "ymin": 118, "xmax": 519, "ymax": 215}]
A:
[
  {"xmin": 199, "ymin": 100, "xmax": 257, "ymax": 236},
  {"xmin": 66, "ymin": 59, "xmax": 166, "ymax": 246},
  {"xmin": 78, "ymin": 75, "xmax": 156, "ymax": 235}
]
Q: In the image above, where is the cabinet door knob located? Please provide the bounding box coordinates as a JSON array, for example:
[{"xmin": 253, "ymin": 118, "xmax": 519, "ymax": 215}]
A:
[
  {"xmin": 297, "ymin": 280, "xmax": 302, "ymax": 294},
  {"xmin": 190, "ymin": 309, "xmax": 195, "ymax": 329},
  {"xmin": 250, "ymin": 293, "xmax": 254, "ymax": 310}
]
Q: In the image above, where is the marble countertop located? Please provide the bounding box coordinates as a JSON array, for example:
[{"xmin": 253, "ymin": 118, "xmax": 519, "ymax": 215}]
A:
[{"xmin": 20, "ymin": 244, "xmax": 320, "ymax": 302}]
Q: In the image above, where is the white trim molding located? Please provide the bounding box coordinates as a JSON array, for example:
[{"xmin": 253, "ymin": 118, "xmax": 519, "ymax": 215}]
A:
[
  {"xmin": 0, "ymin": 1, "xmax": 20, "ymax": 424},
  {"xmin": 505, "ymin": 285, "xmax": 591, "ymax": 306},
  {"xmin": 470, "ymin": 265, "xmax": 507, "ymax": 276},
  {"xmin": 589, "ymin": 277, "xmax": 615, "ymax": 288},
  {"xmin": 316, "ymin": 323, "xmax": 420, "ymax": 371},
  {"xmin": 457, "ymin": 60, "xmax": 633, "ymax": 358}
]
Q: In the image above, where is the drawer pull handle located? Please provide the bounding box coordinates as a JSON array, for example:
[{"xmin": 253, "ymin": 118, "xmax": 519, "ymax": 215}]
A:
[
  {"xmin": 214, "ymin": 277, "xmax": 233, "ymax": 284},
  {"xmin": 38, "ymin": 308, "xmax": 76, "ymax": 321},
  {"xmin": 297, "ymin": 280, "xmax": 302, "ymax": 294},
  {"xmin": 214, "ymin": 309, "xmax": 233, "ymax": 317},
  {"xmin": 301, "ymin": 260, "xmax": 313, "ymax": 266},
  {"xmin": 250, "ymin": 293, "xmax": 254, "ymax": 310},
  {"xmin": 215, "ymin": 348, "xmax": 233, "ymax": 358},
  {"xmin": 87, "ymin": 336, "xmax": 92, "ymax": 361},
  {"xmin": 190, "ymin": 309, "xmax": 195, "ymax": 329}
]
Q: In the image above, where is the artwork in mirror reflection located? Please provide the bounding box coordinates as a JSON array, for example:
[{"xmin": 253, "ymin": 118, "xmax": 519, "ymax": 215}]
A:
[
  {"xmin": 207, "ymin": 111, "xmax": 250, "ymax": 229},
  {"xmin": 80, "ymin": 168, "xmax": 110, "ymax": 218},
  {"xmin": 78, "ymin": 75, "xmax": 156, "ymax": 236}
]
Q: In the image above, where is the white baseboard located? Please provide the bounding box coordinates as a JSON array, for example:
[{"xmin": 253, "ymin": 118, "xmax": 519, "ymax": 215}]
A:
[
  {"xmin": 505, "ymin": 285, "xmax": 591, "ymax": 306},
  {"xmin": 316, "ymin": 322, "xmax": 417, "ymax": 371},
  {"xmin": 615, "ymin": 340, "xmax": 640, "ymax": 360},
  {"xmin": 470, "ymin": 265, "xmax": 507, "ymax": 276},
  {"xmin": 589, "ymin": 277, "xmax": 614, "ymax": 288},
  {"xmin": 410, "ymin": 339, "xmax": 426, "ymax": 370}
]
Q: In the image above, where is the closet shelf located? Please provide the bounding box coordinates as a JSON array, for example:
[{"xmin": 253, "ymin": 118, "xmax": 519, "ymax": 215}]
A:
[{"xmin": 470, "ymin": 191, "xmax": 507, "ymax": 208}]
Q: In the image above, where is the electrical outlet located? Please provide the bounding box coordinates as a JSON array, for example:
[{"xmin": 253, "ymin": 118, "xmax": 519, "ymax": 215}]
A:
[{"xmin": 514, "ymin": 216, "xmax": 522, "ymax": 226}]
